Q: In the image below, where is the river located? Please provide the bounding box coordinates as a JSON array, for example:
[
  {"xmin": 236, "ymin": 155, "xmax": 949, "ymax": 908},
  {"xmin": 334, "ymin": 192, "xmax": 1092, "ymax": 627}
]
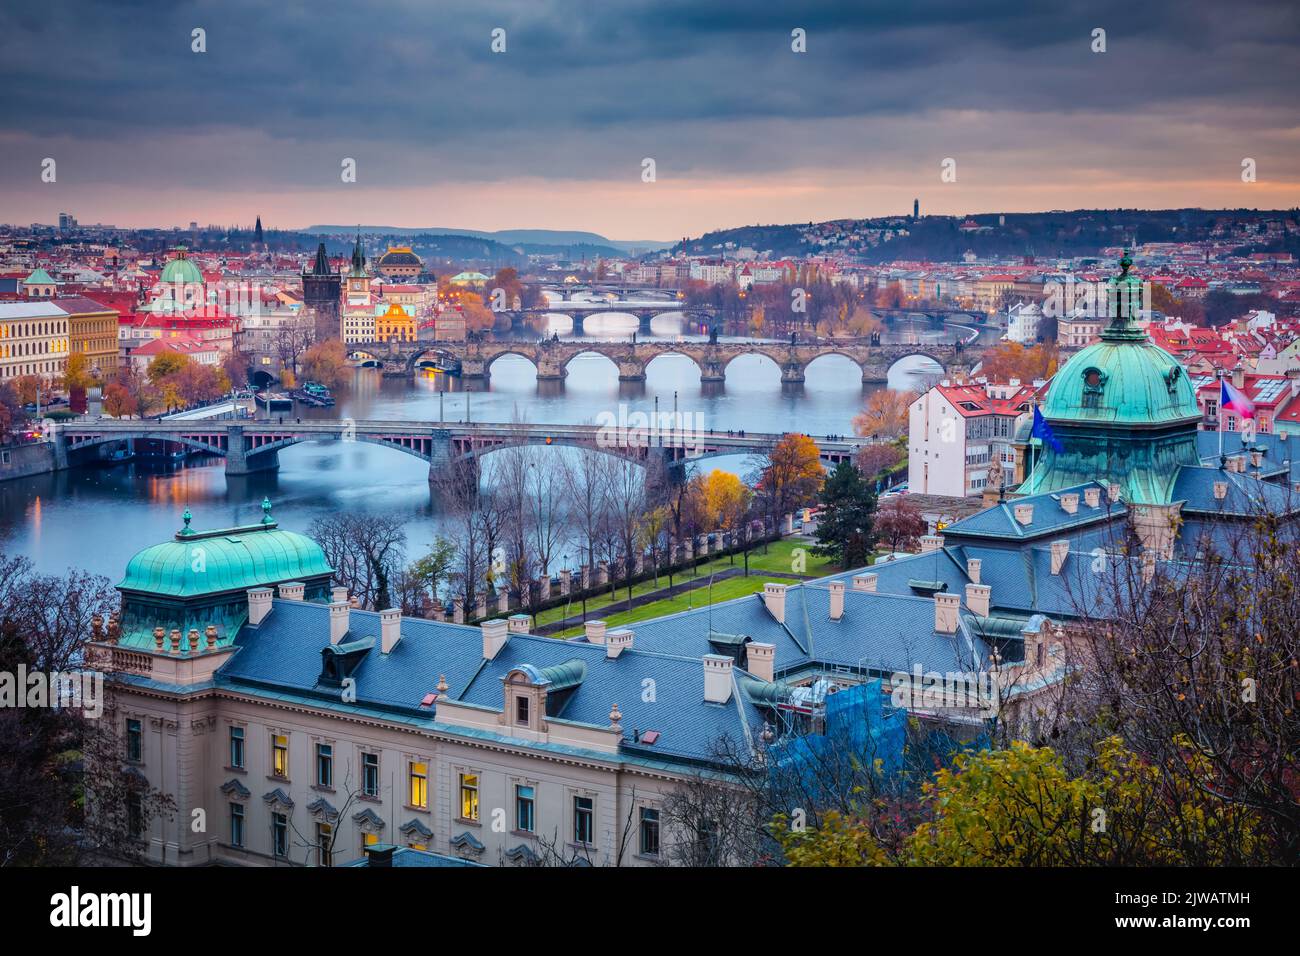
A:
[{"xmin": 0, "ymin": 312, "xmax": 988, "ymax": 581}]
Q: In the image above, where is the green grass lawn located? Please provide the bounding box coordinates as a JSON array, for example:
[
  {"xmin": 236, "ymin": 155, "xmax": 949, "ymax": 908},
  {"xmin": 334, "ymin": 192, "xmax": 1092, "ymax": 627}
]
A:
[
  {"xmin": 531, "ymin": 540, "xmax": 842, "ymax": 629},
  {"xmin": 552, "ymin": 575, "xmax": 770, "ymax": 637}
]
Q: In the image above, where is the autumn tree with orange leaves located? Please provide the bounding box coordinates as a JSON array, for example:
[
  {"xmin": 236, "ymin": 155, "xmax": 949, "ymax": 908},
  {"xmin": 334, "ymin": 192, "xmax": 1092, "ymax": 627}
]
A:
[
  {"xmin": 751, "ymin": 433, "xmax": 823, "ymax": 520},
  {"xmin": 978, "ymin": 341, "xmax": 1059, "ymax": 383},
  {"xmin": 853, "ymin": 389, "xmax": 917, "ymax": 440}
]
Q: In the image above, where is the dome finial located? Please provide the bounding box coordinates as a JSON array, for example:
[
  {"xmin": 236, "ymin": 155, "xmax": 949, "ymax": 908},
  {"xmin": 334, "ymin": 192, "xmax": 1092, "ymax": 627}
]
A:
[
  {"xmin": 261, "ymin": 496, "xmax": 274, "ymax": 525},
  {"xmin": 179, "ymin": 508, "xmax": 194, "ymax": 537}
]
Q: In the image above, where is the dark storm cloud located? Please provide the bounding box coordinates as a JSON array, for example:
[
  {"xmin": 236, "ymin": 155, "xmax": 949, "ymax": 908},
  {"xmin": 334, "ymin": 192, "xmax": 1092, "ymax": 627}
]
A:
[{"xmin": 0, "ymin": 0, "xmax": 1297, "ymax": 199}]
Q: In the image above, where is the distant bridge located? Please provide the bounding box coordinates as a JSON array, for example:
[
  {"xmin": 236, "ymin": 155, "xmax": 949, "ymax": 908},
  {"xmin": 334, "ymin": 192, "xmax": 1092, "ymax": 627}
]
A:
[
  {"xmin": 51, "ymin": 419, "xmax": 869, "ymax": 482},
  {"xmin": 503, "ymin": 304, "xmax": 717, "ymax": 334}
]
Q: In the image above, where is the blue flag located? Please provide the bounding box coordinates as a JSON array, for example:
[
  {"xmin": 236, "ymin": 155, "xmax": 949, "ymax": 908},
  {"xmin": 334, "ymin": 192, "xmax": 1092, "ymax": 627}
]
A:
[{"xmin": 1031, "ymin": 406, "xmax": 1064, "ymax": 453}]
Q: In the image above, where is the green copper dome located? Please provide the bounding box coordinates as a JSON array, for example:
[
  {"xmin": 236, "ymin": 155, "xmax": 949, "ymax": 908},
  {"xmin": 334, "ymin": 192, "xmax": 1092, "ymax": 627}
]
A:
[
  {"xmin": 160, "ymin": 249, "xmax": 204, "ymax": 286},
  {"xmin": 1042, "ymin": 250, "xmax": 1198, "ymax": 427},
  {"xmin": 1042, "ymin": 339, "xmax": 1199, "ymax": 426},
  {"xmin": 1019, "ymin": 252, "xmax": 1203, "ymax": 505},
  {"xmin": 118, "ymin": 507, "xmax": 333, "ymax": 599}
]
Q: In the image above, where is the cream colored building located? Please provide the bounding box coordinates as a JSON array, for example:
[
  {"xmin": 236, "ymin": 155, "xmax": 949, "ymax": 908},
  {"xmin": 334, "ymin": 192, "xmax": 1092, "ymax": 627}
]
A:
[{"xmin": 0, "ymin": 301, "xmax": 70, "ymax": 381}]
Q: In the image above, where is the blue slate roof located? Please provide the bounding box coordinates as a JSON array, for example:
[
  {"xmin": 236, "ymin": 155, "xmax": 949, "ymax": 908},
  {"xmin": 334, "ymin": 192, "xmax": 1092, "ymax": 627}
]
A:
[
  {"xmin": 1172, "ymin": 465, "xmax": 1296, "ymax": 516},
  {"xmin": 217, "ymin": 598, "xmax": 767, "ymax": 768},
  {"xmin": 1195, "ymin": 429, "xmax": 1300, "ymax": 482},
  {"xmin": 942, "ymin": 481, "xmax": 1121, "ymax": 542}
]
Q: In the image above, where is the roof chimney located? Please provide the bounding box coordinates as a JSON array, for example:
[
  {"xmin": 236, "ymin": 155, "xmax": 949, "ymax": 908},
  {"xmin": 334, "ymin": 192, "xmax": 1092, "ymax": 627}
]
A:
[
  {"xmin": 1213, "ymin": 480, "xmax": 1228, "ymax": 500},
  {"xmin": 329, "ymin": 599, "xmax": 349, "ymax": 645},
  {"xmin": 852, "ymin": 573, "xmax": 877, "ymax": 592},
  {"xmin": 279, "ymin": 581, "xmax": 305, "ymax": 601},
  {"xmin": 965, "ymin": 558, "xmax": 981, "ymax": 584},
  {"xmin": 964, "ymin": 583, "xmax": 990, "ymax": 617},
  {"xmin": 828, "ymin": 581, "xmax": 845, "ymax": 620},
  {"xmin": 934, "ymin": 592, "xmax": 961, "ymax": 635},
  {"xmin": 248, "ymin": 587, "xmax": 273, "ymax": 626},
  {"xmin": 1107, "ymin": 483, "xmax": 1122, "ymax": 504},
  {"xmin": 331, "ymin": 586, "xmax": 348, "ymax": 605},
  {"xmin": 1050, "ymin": 539, "xmax": 1070, "ymax": 575},
  {"xmin": 481, "ymin": 618, "xmax": 509, "ymax": 660},
  {"xmin": 1060, "ymin": 492, "xmax": 1078, "ymax": 515},
  {"xmin": 1083, "ymin": 487, "xmax": 1101, "ymax": 508},
  {"xmin": 1013, "ymin": 503, "xmax": 1034, "ymax": 526},
  {"xmin": 380, "ymin": 607, "xmax": 401, "ymax": 654},
  {"xmin": 584, "ymin": 620, "xmax": 607, "ymax": 645},
  {"xmin": 507, "ymin": 613, "xmax": 531, "ymax": 635},
  {"xmin": 606, "ymin": 628, "xmax": 633, "ymax": 659},
  {"xmin": 703, "ymin": 654, "xmax": 733, "ymax": 703},
  {"xmin": 920, "ymin": 534, "xmax": 943, "ymax": 553},
  {"xmin": 762, "ymin": 583, "xmax": 787, "ymax": 624},
  {"xmin": 747, "ymin": 642, "xmax": 775, "ymax": 682}
]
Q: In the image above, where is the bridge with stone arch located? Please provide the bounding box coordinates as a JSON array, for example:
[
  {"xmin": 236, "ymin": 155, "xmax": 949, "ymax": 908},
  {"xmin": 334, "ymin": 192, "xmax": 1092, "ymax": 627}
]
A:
[
  {"xmin": 447, "ymin": 337, "xmax": 980, "ymax": 385},
  {"xmin": 51, "ymin": 418, "xmax": 870, "ymax": 483}
]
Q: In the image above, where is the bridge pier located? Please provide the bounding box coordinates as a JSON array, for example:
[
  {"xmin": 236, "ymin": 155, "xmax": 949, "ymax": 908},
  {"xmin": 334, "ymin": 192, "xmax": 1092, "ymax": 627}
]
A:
[
  {"xmin": 570, "ymin": 314, "xmax": 585, "ymax": 335},
  {"xmin": 617, "ymin": 359, "xmax": 646, "ymax": 383},
  {"xmin": 225, "ymin": 427, "xmax": 280, "ymax": 476},
  {"xmin": 536, "ymin": 356, "xmax": 567, "ymax": 381},
  {"xmin": 861, "ymin": 364, "xmax": 890, "ymax": 385},
  {"xmin": 637, "ymin": 313, "xmax": 654, "ymax": 335},
  {"xmin": 50, "ymin": 426, "xmax": 69, "ymax": 471},
  {"xmin": 780, "ymin": 362, "xmax": 806, "ymax": 385}
]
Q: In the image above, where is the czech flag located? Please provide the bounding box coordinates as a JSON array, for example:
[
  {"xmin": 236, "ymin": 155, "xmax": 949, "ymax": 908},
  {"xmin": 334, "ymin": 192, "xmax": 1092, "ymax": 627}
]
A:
[{"xmin": 1220, "ymin": 379, "xmax": 1255, "ymax": 420}]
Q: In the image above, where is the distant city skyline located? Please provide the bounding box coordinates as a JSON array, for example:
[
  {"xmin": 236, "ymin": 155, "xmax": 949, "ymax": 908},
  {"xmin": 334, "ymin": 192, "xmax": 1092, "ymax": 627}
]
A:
[{"xmin": 2, "ymin": 1, "xmax": 1298, "ymax": 238}]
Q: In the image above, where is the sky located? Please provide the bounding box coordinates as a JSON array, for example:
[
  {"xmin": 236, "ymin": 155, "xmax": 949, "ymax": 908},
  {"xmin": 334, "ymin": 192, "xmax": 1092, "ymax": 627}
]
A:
[{"xmin": 1, "ymin": 0, "xmax": 1298, "ymax": 241}]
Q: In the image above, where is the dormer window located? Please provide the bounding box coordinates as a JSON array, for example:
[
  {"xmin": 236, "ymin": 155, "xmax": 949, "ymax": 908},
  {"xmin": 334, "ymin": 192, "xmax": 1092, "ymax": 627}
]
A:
[{"xmin": 515, "ymin": 695, "xmax": 530, "ymax": 726}]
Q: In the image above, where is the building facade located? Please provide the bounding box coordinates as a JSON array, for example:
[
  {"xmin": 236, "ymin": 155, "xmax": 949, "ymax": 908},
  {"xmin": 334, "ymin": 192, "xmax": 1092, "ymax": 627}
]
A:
[
  {"xmin": 0, "ymin": 301, "xmax": 70, "ymax": 380},
  {"xmin": 55, "ymin": 296, "xmax": 119, "ymax": 377}
]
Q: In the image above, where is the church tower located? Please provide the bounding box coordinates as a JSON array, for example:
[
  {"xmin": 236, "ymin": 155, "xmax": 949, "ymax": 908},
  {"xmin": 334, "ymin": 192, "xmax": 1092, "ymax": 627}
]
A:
[{"xmin": 302, "ymin": 242, "xmax": 342, "ymax": 342}]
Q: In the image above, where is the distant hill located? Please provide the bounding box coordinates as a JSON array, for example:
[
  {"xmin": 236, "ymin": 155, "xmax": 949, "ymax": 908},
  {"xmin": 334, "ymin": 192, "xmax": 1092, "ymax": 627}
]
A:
[
  {"xmin": 676, "ymin": 208, "xmax": 1300, "ymax": 263},
  {"xmin": 307, "ymin": 225, "xmax": 671, "ymax": 254}
]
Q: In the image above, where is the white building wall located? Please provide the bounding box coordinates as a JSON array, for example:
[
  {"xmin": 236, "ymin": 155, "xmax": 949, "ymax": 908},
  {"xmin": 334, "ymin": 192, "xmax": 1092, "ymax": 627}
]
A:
[{"xmin": 907, "ymin": 390, "xmax": 969, "ymax": 497}]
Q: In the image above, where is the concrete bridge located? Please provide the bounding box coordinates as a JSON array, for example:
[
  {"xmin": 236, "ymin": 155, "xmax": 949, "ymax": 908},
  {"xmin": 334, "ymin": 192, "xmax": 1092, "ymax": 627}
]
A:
[
  {"xmin": 51, "ymin": 418, "xmax": 868, "ymax": 483},
  {"xmin": 455, "ymin": 338, "xmax": 979, "ymax": 385}
]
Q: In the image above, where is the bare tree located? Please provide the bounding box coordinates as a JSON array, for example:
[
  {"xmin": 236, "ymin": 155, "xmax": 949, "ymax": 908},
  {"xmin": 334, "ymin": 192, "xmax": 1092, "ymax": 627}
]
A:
[{"xmin": 309, "ymin": 513, "xmax": 407, "ymax": 610}]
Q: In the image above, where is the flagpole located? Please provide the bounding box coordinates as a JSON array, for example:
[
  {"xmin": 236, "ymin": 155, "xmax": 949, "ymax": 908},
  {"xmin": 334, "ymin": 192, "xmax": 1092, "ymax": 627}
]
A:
[{"xmin": 1217, "ymin": 369, "xmax": 1224, "ymax": 465}]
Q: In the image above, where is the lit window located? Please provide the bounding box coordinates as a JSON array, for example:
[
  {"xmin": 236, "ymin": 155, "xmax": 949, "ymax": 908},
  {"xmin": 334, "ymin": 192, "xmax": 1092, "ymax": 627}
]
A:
[
  {"xmin": 409, "ymin": 761, "xmax": 428, "ymax": 809},
  {"xmin": 363, "ymin": 831, "xmax": 379, "ymax": 853},
  {"xmin": 640, "ymin": 807, "xmax": 660, "ymax": 857},
  {"xmin": 574, "ymin": 795, "xmax": 594, "ymax": 845},
  {"xmin": 516, "ymin": 785, "xmax": 535, "ymax": 833},
  {"xmin": 229, "ymin": 726, "xmax": 244, "ymax": 769},
  {"xmin": 230, "ymin": 803, "xmax": 244, "ymax": 847},
  {"xmin": 125, "ymin": 718, "xmax": 142, "ymax": 762},
  {"xmin": 316, "ymin": 743, "xmax": 333, "ymax": 788},
  {"xmin": 272, "ymin": 734, "xmax": 289, "ymax": 778},
  {"xmin": 460, "ymin": 773, "xmax": 479, "ymax": 821},
  {"xmin": 362, "ymin": 752, "xmax": 379, "ymax": 797},
  {"xmin": 317, "ymin": 822, "xmax": 333, "ymax": 867}
]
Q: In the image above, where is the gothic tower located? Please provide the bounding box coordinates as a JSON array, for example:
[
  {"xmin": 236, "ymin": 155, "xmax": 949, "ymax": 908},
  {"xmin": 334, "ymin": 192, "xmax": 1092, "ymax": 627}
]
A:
[{"xmin": 302, "ymin": 242, "xmax": 342, "ymax": 342}]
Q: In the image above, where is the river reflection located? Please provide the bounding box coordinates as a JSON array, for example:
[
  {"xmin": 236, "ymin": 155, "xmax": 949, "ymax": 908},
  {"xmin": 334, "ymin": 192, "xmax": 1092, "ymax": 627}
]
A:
[{"xmin": 0, "ymin": 313, "xmax": 986, "ymax": 578}]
